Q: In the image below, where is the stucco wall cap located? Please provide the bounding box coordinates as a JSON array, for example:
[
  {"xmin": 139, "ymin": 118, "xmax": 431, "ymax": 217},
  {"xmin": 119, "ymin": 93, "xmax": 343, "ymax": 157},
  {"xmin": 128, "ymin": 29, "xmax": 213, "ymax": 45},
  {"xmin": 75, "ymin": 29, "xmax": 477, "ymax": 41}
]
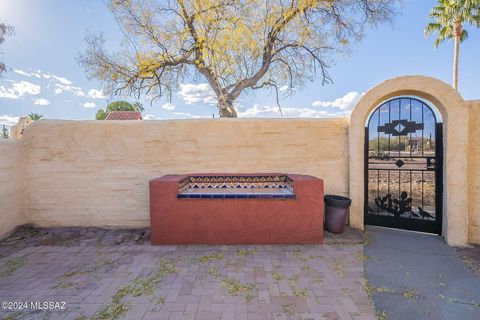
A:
[{"xmin": 351, "ymin": 75, "xmax": 464, "ymax": 117}]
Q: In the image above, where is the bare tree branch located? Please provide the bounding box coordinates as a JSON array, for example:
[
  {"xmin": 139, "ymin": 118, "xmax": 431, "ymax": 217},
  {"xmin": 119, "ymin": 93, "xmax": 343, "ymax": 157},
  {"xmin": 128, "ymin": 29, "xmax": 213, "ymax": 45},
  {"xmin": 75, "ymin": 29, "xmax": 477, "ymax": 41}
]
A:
[{"xmin": 79, "ymin": 0, "xmax": 398, "ymax": 117}]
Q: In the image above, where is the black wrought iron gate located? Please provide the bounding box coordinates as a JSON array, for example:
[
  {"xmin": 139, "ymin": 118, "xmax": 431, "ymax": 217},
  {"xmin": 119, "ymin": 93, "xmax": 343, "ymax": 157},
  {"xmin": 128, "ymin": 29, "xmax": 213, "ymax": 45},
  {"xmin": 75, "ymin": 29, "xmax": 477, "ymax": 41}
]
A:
[{"xmin": 364, "ymin": 97, "xmax": 443, "ymax": 234}]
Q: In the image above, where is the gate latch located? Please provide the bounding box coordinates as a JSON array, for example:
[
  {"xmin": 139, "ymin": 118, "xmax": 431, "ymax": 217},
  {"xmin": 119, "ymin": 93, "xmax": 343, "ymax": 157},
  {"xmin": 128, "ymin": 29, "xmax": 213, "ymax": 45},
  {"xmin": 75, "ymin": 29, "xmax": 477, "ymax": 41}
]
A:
[{"xmin": 427, "ymin": 157, "xmax": 436, "ymax": 169}]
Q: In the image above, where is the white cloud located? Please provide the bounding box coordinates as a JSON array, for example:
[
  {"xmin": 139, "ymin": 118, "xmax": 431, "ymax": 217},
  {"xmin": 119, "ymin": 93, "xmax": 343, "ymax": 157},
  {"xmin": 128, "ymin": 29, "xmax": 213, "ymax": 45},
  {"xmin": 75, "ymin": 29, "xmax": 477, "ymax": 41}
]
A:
[
  {"xmin": 279, "ymin": 85, "xmax": 289, "ymax": 92},
  {"xmin": 312, "ymin": 91, "xmax": 363, "ymax": 111},
  {"xmin": 178, "ymin": 83, "xmax": 216, "ymax": 105},
  {"xmin": 172, "ymin": 111, "xmax": 206, "ymax": 119},
  {"xmin": 237, "ymin": 92, "xmax": 364, "ymax": 118},
  {"xmin": 143, "ymin": 114, "xmax": 162, "ymax": 120},
  {"xmin": 14, "ymin": 69, "xmax": 32, "ymax": 77},
  {"xmin": 11, "ymin": 69, "xmax": 41, "ymax": 78},
  {"xmin": 8, "ymin": 70, "xmax": 109, "ymax": 104},
  {"xmin": 82, "ymin": 102, "xmax": 96, "ymax": 108},
  {"xmin": 34, "ymin": 98, "xmax": 50, "ymax": 106},
  {"xmin": 13, "ymin": 69, "xmax": 71, "ymax": 85},
  {"xmin": 238, "ymin": 104, "xmax": 333, "ymax": 118},
  {"xmin": 51, "ymin": 75, "xmax": 72, "ymax": 85},
  {"xmin": 0, "ymin": 81, "xmax": 41, "ymax": 99},
  {"xmin": 87, "ymin": 89, "xmax": 106, "ymax": 99},
  {"xmin": 75, "ymin": 89, "xmax": 86, "ymax": 97},
  {"xmin": 161, "ymin": 102, "xmax": 176, "ymax": 110},
  {"xmin": 13, "ymin": 81, "xmax": 41, "ymax": 95},
  {"xmin": 55, "ymin": 84, "xmax": 85, "ymax": 97},
  {"xmin": 0, "ymin": 115, "xmax": 20, "ymax": 126},
  {"xmin": 0, "ymin": 86, "xmax": 19, "ymax": 99}
]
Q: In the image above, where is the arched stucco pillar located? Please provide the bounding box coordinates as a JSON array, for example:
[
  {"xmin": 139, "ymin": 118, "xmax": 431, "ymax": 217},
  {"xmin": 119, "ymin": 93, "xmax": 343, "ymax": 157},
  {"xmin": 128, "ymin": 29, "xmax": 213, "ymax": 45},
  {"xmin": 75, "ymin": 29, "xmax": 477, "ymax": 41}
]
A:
[{"xmin": 348, "ymin": 76, "xmax": 469, "ymax": 246}]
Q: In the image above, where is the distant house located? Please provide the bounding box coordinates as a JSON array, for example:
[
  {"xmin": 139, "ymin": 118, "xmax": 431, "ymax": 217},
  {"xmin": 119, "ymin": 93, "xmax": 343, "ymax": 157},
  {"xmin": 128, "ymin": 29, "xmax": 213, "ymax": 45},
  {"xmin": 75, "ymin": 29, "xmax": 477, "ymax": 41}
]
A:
[
  {"xmin": 408, "ymin": 137, "xmax": 422, "ymax": 152},
  {"xmin": 105, "ymin": 111, "xmax": 143, "ymax": 120}
]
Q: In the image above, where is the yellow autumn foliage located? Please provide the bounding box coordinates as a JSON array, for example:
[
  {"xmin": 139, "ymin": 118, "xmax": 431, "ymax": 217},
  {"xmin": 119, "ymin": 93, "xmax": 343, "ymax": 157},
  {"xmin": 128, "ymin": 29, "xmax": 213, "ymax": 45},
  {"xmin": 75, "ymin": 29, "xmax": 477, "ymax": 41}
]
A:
[{"xmin": 80, "ymin": 0, "xmax": 396, "ymax": 116}]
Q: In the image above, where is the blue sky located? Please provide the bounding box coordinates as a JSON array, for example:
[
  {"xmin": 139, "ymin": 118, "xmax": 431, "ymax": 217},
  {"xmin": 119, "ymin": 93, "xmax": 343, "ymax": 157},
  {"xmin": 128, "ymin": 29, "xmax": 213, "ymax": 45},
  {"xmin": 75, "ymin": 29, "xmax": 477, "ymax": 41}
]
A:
[{"xmin": 0, "ymin": 0, "xmax": 479, "ymax": 127}]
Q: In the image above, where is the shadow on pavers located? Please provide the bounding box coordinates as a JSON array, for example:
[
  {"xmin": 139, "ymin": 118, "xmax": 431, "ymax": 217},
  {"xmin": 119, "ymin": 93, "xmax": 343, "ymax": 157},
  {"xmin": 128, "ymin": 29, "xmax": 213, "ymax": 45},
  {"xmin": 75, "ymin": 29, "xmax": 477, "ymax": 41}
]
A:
[{"xmin": 363, "ymin": 226, "xmax": 480, "ymax": 320}]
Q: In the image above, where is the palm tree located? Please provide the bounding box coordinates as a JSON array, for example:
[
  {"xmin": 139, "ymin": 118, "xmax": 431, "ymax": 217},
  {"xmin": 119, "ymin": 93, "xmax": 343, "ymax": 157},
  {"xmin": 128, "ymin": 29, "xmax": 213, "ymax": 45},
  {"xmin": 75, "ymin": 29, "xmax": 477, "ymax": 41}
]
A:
[
  {"xmin": 28, "ymin": 113, "xmax": 43, "ymax": 121},
  {"xmin": 425, "ymin": 0, "xmax": 480, "ymax": 90}
]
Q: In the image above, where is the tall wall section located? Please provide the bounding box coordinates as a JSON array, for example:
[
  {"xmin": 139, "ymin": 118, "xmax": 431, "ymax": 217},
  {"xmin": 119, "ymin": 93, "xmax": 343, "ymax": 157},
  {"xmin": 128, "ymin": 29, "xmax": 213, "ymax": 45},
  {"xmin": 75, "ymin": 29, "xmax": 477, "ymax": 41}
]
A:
[
  {"xmin": 468, "ymin": 100, "xmax": 480, "ymax": 244},
  {"xmin": 21, "ymin": 119, "xmax": 349, "ymax": 229},
  {"xmin": 0, "ymin": 140, "xmax": 26, "ymax": 236},
  {"xmin": 1, "ymin": 78, "xmax": 479, "ymax": 246}
]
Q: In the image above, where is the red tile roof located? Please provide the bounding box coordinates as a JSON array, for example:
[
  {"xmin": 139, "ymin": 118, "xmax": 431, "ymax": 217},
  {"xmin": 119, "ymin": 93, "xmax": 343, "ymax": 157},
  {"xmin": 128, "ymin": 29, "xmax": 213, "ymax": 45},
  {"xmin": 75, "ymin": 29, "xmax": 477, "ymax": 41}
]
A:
[{"xmin": 105, "ymin": 111, "xmax": 143, "ymax": 120}]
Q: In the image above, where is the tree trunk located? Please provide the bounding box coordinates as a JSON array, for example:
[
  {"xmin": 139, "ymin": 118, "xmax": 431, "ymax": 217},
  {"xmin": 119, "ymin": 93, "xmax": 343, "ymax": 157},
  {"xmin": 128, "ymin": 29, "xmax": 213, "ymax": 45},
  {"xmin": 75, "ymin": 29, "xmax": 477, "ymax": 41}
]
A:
[
  {"xmin": 218, "ymin": 99, "xmax": 238, "ymax": 118},
  {"xmin": 452, "ymin": 25, "xmax": 460, "ymax": 91}
]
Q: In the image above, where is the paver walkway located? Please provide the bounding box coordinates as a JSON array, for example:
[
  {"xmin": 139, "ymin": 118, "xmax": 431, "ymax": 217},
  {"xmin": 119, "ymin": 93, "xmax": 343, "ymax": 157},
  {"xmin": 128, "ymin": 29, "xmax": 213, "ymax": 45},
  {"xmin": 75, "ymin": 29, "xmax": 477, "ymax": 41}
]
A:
[
  {"xmin": 0, "ymin": 227, "xmax": 375, "ymax": 320},
  {"xmin": 364, "ymin": 226, "xmax": 480, "ymax": 320}
]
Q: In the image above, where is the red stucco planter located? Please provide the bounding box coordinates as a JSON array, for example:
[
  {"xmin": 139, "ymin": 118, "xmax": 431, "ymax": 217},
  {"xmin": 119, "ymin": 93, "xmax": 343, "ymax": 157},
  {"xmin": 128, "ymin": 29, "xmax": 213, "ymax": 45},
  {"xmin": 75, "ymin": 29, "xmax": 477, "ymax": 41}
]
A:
[{"xmin": 149, "ymin": 173, "xmax": 324, "ymax": 244}]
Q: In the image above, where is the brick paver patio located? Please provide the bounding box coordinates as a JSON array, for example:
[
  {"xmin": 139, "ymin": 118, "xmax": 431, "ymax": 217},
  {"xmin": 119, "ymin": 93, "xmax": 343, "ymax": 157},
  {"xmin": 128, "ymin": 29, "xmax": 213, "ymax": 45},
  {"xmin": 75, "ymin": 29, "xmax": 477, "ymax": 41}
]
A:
[{"xmin": 0, "ymin": 227, "xmax": 375, "ymax": 320}]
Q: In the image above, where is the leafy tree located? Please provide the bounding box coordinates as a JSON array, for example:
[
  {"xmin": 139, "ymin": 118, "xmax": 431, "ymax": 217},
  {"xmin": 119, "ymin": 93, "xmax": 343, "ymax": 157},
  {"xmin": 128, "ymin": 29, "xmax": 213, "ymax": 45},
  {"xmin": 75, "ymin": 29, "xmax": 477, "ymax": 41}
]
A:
[
  {"xmin": 1, "ymin": 125, "xmax": 9, "ymax": 139},
  {"xmin": 425, "ymin": 0, "xmax": 480, "ymax": 90},
  {"xmin": 95, "ymin": 100, "xmax": 143, "ymax": 120},
  {"xmin": 0, "ymin": 22, "xmax": 14, "ymax": 74},
  {"xmin": 28, "ymin": 113, "xmax": 43, "ymax": 121},
  {"xmin": 96, "ymin": 109, "xmax": 108, "ymax": 120},
  {"xmin": 79, "ymin": 0, "xmax": 397, "ymax": 117}
]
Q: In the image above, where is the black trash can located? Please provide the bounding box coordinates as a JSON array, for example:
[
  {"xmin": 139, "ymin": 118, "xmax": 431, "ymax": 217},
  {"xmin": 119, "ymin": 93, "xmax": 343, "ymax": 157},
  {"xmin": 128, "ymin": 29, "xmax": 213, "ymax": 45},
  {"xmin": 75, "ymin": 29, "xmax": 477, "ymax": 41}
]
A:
[{"xmin": 324, "ymin": 195, "xmax": 352, "ymax": 234}]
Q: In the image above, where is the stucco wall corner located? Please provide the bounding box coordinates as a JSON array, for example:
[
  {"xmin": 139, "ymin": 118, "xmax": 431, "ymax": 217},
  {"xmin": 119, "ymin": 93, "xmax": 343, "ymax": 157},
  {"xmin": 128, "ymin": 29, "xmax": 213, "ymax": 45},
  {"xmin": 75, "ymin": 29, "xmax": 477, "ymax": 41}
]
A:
[
  {"xmin": 468, "ymin": 100, "xmax": 480, "ymax": 245},
  {"xmin": 0, "ymin": 139, "xmax": 27, "ymax": 238}
]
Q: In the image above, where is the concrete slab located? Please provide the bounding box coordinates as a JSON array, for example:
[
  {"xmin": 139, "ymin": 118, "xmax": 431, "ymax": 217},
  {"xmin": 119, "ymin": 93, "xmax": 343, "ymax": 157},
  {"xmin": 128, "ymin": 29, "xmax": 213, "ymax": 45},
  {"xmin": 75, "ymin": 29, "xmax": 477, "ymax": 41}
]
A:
[{"xmin": 364, "ymin": 226, "xmax": 480, "ymax": 320}]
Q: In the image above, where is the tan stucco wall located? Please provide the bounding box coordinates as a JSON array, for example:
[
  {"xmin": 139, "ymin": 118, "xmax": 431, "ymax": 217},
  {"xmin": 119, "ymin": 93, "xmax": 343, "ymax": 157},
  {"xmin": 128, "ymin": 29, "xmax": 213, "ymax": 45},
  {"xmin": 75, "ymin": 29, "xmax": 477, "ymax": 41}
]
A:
[
  {"xmin": 349, "ymin": 76, "xmax": 470, "ymax": 246},
  {"xmin": 0, "ymin": 140, "xmax": 26, "ymax": 237},
  {"xmin": 468, "ymin": 100, "xmax": 480, "ymax": 244},
  {"xmin": 1, "ymin": 76, "xmax": 478, "ymax": 245},
  {"xmin": 21, "ymin": 118, "xmax": 349, "ymax": 229}
]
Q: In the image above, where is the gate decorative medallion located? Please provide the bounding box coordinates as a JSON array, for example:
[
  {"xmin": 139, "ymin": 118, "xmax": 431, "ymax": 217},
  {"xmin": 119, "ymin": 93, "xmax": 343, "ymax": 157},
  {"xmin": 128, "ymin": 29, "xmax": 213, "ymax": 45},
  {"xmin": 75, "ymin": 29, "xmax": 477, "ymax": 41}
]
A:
[{"xmin": 365, "ymin": 98, "xmax": 443, "ymax": 234}]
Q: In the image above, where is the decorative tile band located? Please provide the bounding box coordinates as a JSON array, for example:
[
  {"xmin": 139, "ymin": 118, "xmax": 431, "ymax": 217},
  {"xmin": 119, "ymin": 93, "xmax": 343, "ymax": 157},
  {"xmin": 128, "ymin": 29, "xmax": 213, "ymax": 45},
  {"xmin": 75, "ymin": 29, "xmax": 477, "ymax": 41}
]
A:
[
  {"xmin": 177, "ymin": 175, "xmax": 295, "ymax": 199},
  {"xmin": 177, "ymin": 193, "xmax": 295, "ymax": 199}
]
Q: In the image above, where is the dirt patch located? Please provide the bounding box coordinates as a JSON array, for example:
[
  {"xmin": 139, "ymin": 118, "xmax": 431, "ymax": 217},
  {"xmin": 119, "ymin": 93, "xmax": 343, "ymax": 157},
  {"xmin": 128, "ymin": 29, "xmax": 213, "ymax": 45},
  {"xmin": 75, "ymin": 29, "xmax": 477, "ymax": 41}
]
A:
[{"xmin": 456, "ymin": 245, "xmax": 480, "ymax": 277}]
